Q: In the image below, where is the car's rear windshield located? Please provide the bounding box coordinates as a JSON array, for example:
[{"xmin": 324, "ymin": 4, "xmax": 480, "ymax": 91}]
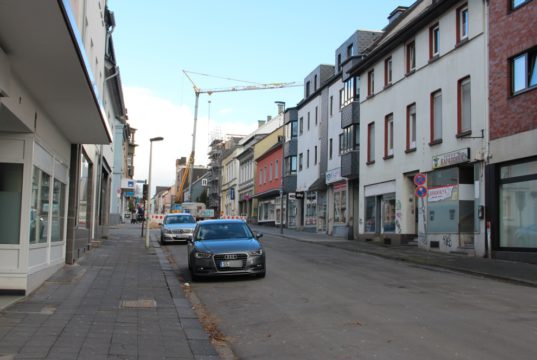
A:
[
  {"xmin": 164, "ymin": 215, "xmax": 195, "ymax": 224},
  {"xmin": 196, "ymin": 222, "xmax": 253, "ymax": 240}
]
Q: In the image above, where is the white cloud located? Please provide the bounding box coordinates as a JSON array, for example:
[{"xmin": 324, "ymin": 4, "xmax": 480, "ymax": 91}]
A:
[{"xmin": 123, "ymin": 86, "xmax": 256, "ymax": 196}]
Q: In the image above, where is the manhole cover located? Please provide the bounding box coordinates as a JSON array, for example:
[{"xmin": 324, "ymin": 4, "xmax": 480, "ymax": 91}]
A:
[{"xmin": 119, "ymin": 299, "xmax": 157, "ymax": 309}]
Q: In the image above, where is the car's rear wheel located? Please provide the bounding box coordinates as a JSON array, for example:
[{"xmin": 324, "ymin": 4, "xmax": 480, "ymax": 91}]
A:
[{"xmin": 160, "ymin": 235, "xmax": 165, "ymax": 245}]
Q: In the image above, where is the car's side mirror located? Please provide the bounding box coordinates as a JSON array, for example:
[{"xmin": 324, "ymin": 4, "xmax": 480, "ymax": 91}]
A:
[{"xmin": 256, "ymin": 233, "xmax": 263, "ymax": 239}]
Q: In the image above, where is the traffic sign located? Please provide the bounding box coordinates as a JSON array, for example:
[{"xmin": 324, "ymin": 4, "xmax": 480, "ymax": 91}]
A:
[
  {"xmin": 416, "ymin": 186, "xmax": 428, "ymax": 198},
  {"xmin": 414, "ymin": 173, "xmax": 427, "ymax": 186}
]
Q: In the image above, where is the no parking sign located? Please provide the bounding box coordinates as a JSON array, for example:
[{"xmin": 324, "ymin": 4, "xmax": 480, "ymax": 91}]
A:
[
  {"xmin": 413, "ymin": 173, "xmax": 427, "ymax": 186},
  {"xmin": 415, "ymin": 186, "xmax": 428, "ymax": 198},
  {"xmin": 414, "ymin": 173, "xmax": 427, "ymax": 198}
]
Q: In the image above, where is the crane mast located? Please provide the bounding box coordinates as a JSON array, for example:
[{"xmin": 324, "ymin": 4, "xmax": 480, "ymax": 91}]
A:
[{"xmin": 177, "ymin": 70, "xmax": 301, "ymax": 204}]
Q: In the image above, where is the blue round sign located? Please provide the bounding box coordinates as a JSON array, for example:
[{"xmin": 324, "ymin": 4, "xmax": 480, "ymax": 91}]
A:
[{"xmin": 416, "ymin": 186, "xmax": 428, "ymax": 198}]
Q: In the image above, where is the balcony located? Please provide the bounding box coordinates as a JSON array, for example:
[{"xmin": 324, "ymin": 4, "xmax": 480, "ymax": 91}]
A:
[
  {"xmin": 341, "ymin": 101, "xmax": 360, "ymax": 128},
  {"xmin": 341, "ymin": 150, "xmax": 359, "ymax": 179}
]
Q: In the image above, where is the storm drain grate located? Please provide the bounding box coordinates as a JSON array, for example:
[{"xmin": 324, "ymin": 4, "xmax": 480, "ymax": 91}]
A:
[{"xmin": 119, "ymin": 299, "xmax": 157, "ymax": 309}]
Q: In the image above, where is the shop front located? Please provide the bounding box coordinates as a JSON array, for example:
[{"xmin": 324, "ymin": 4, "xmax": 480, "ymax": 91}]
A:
[
  {"xmin": 486, "ymin": 157, "xmax": 537, "ymax": 263},
  {"xmin": 287, "ymin": 193, "xmax": 299, "ymax": 228},
  {"xmin": 326, "ymin": 167, "xmax": 349, "ymax": 238}
]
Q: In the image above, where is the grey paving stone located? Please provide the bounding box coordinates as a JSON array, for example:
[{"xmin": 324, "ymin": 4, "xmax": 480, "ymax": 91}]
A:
[{"xmin": 186, "ymin": 340, "xmax": 219, "ymax": 357}]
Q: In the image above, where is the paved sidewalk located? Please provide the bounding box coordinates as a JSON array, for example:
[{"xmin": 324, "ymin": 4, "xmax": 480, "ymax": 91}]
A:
[
  {"xmin": 0, "ymin": 224, "xmax": 219, "ymax": 360},
  {"xmin": 251, "ymin": 225, "xmax": 537, "ymax": 288}
]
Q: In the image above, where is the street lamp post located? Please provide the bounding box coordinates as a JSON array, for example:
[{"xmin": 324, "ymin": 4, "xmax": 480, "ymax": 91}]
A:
[{"xmin": 146, "ymin": 136, "xmax": 164, "ymax": 248}]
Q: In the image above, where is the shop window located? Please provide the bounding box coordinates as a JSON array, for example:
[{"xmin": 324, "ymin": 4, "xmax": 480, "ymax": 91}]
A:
[
  {"xmin": 427, "ymin": 167, "xmax": 475, "ymax": 233},
  {"xmin": 499, "ymin": 159, "xmax": 537, "ymax": 248},
  {"xmin": 334, "ymin": 188, "xmax": 347, "ymax": 224},
  {"xmin": 365, "ymin": 196, "xmax": 377, "ymax": 233},
  {"xmin": 78, "ymin": 154, "xmax": 90, "ymax": 228},
  {"xmin": 305, "ymin": 193, "xmax": 317, "ymax": 226},
  {"xmin": 382, "ymin": 195, "xmax": 396, "ymax": 233},
  {"xmin": 0, "ymin": 163, "xmax": 23, "ymax": 244},
  {"xmin": 31, "ymin": 166, "xmax": 50, "ymax": 244},
  {"xmin": 51, "ymin": 179, "xmax": 66, "ymax": 242}
]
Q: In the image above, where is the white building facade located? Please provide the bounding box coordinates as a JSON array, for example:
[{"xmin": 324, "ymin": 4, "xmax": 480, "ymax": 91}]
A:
[
  {"xmin": 0, "ymin": 0, "xmax": 117, "ymax": 293},
  {"xmin": 221, "ymin": 148, "xmax": 241, "ymax": 217},
  {"xmin": 353, "ymin": 0, "xmax": 487, "ymax": 255}
]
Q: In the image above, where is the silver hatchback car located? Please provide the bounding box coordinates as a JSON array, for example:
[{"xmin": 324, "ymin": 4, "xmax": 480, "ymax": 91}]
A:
[{"xmin": 160, "ymin": 213, "xmax": 196, "ymax": 245}]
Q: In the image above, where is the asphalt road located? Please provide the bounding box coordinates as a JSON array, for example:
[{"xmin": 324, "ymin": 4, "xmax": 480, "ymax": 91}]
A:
[{"xmin": 166, "ymin": 233, "xmax": 537, "ymax": 360}]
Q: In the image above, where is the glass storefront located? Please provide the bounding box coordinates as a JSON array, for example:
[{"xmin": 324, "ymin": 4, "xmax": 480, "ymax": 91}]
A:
[
  {"xmin": 333, "ymin": 186, "xmax": 347, "ymax": 224},
  {"xmin": 287, "ymin": 196, "xmax": 297, "ymax": 227},
  {"xmin": 258, "ymin": 199, "xmax": 275, "ymax": 223},
  {"xmin": 305, "ymin": 192, "xmax": 317, "ymax": 226},
  {"xmin": 427, "ymin": 166, "xmax": 475, "ymax": 234},
  {"xmin": 364, "ymin": 193, "xmax": 395, "ymax": 233},
  {"xmin": 499, "ymin": 160, "xmax": 537, "ymax": 248}
]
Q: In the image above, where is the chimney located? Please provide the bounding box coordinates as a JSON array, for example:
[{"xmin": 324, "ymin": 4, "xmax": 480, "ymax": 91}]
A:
[
  {"xmin": 275, "ymin": 101, "xmax": 285, "ymax": 115},
  {"xmin": 267, "ymin": 115, "xmax": 272, "ymax": 122},
  {"xmin": 388, "ymin": 6, "xmax": 408, "ymax": 23},
  {"xmin": 258, "ymin": 120, "xmax": 266, "ymax": 128}
]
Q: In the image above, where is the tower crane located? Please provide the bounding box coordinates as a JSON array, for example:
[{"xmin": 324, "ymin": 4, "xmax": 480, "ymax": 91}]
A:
[{"xmin": 177, "ymin": 70, "xmax": 302, "ymax": 204}]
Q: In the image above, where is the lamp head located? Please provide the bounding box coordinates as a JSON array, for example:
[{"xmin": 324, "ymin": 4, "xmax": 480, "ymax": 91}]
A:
[{"xmin": 150, "ymin": 136, "xmax": 164, "ymax": 142}]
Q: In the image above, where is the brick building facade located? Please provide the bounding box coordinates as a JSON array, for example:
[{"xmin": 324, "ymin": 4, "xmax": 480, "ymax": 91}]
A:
[{"xmin": 485, "ymin": 0, "xmax": 537, "ymax": 263}]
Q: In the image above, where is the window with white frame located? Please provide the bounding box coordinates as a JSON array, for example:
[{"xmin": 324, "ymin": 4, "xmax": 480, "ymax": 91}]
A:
[
  {"xmin": 275, "ymin": 160, "xmax": 279, "ymax": 179},
  {"xmin": 342, "ymin": 76, "xmax": 358, "ymax": 107},
  {"xmin": 314, "ymin": 146, "xmax": 318, "ymax": 165},
  {"xmin": 431, "ymin": 90, "xmax": 442, "ymax": 143},
  {"xmin": 457, "ymin": 4, "xmax": 469, "ymax": 42},
  {"xmin": 407, "ymin": 103, "xmax": 417, "ymax": 150},
  {"xmin": 384, "ymin": 57, "xmax": 392, "ymax": 86},
  {"xmin": 512, "ymin": 48, "xmax": 537, "ymax": 94},
  {"xmin": 299, "ymin": 153, "xmax": 303, "ymax": 171},
  {"xmin": 458, "ymin": 76, "xmax": 471, "ymax": 134},
  {"xmin": 406, "ymin": 41, "xmax": 416, "ymax": 73},
  {"xmin": 385, "ymin": 114, "xmax": 394, "ymax": 157},
  {"xmin": 367, "ymin": 122, "xmax": 375, "ymax": 163},
  {"xmin": 367, "ymin": 70, "xmax": 375, "ymax": 96},
  {"xmin": 307, "ymin": 149, "xmax": 310, "ymax": 168},
  {"xmin": 430, "ymin": 23, "xmax": 440, "ymax": 58}
]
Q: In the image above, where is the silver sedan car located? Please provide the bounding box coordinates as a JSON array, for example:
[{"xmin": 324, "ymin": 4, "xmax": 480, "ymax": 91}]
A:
[
  {"xmin": 160, "ymin": 213, "xmax": 196, "ymax": 245},
  {"xmin": 188, "ymin": 219, "xmax": 265, "ymax": 280}
]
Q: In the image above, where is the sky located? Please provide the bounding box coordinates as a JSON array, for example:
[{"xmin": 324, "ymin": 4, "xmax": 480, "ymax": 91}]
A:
[{"xmin": 107, "ymin": 0, "xmax": 414, "ymax": 197}]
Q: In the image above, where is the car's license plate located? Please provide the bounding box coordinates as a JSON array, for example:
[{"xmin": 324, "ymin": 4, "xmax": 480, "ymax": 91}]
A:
[{"xmin": 220, "ymin": 260, "xmax": 242, "ymax": 268}]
